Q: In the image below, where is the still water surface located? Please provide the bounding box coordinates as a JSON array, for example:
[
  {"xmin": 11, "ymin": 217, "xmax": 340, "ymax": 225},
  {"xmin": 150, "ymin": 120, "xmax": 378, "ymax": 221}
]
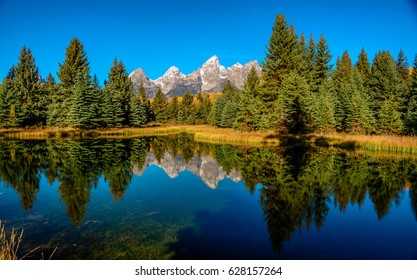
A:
[{"xmin": 0, "ymin": 134, "xmax": 416, "ymax": 259}]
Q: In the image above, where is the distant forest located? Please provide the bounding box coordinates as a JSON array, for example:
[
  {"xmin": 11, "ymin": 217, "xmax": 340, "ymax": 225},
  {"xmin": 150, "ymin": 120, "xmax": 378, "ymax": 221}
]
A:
[{"xmin": 1, "ymin": 14, "xmax": 417, "ymax": 135}]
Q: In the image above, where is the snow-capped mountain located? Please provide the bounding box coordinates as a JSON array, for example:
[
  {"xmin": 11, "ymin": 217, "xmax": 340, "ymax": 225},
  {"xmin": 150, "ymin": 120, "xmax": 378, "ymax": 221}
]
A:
[
  {"xmin": 128, "ymin": 55, "xmax": 261, "ymax": 98},
  {"xmin": 132, "ymin": 150, "xmax": 242, "ymax": 189}
]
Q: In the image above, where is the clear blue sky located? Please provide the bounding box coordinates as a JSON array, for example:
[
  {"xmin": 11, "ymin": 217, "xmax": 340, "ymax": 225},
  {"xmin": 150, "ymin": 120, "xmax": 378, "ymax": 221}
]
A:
[{"xmin": 0, "ymin": 0, "xmax": 416, "ymax": 82}]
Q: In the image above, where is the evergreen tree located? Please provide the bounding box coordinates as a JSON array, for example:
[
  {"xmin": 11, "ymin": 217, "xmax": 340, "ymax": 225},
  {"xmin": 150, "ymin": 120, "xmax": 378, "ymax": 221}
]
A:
[
  {"xmin": 100, "ymin": 85, "xmax": 117, "ymax": 127},
  {"xmin": 346, "ymin": 69, "xmax": 375, "ymax": 134},
  {"xmin": 369, "ymin": 51, "xmax": 404, "ymax": 114},
  {"xmin": 411, "ymin": 54, "xmax": 417, "ymax": 97},
  {"xmin": 235, "ymin": 66, "xmax": 261, "ymax": 131},
  {"xmin": 0, "ymin": 82, "xmax": 10, "ymax": 127},
  {"xmin": 130, "ymin": 93, "xmax": 147, "ymax": 126},
  {"xmin": 396, "ymin": 49, "xmax": 410, "ymax": 81},
  {"xmin": 12, "ymin": 47, "xmax": 45, "ymax": 126},
  {"xmin": 378, "ymin": 96, "xmax": 403, "ymax": 134},
  {"xmin": 354, "ymin": 47, "xmax": 372, "ymax": 89},
  {"xmin": 57, "ymin": 38, "xmax": 90, "ymax": 88},
  {"xmin": 137, "ymin": 82, "xmax": 150, "ymax": 123},
  {"xmin": 219, "ymin": 82, "xmax": 238, "ymax": 128},
  {"xmin": 51, "ymin": 38, "xmax": 92, "ymax": 127},
  {"xmin": 275, "ymin": 72, "xmax": 309, "ymax": 133},
  {"xmin": 333, "ymin": 51, "xmax": 354, "ymax": 132},
  {"xmin": 194, "ymin": 92, "xmax": 206, "ymax": 124},
  {"xmin": 67, "ymin": 73, "xmax": 98, "ymax": 128},
  {"xmin": 178, "ymin": 90, "xmax": 194, "ymax": 124},
  {"xmin": 311, "ymin": 82, "xmax": 336, "ymax": 133},
  {"xmin": 167, "ymin": 95, "xmax": 179, "ymax": 123},
  {"xmin": 152, "ymin": 88, "xmax": 167, "ymax": 122},
  {"xmin": 303, "ymin": 34, "xmax": 316, "ymax": 85},
  {"xmin": 220, "ymin": 101, "xmax": 237, "ymax": 128},
  {"xmin": 261, "ymin": 14, "xmax": 301, "ymax": 102},
  {"xmin": 404, "ymin": 96, "xmax": 417, "ymax": 135},
  {"xmin": 311, "ymin": 35, "xmax": 332, "ymax": 93},
  {"xmin": 105, "ymin": 59, "xmax": 133, "ymax": 125},
  {"xmin": 404, "ymin": 55, "xmax": 417, "ymax": 134},
  {"xmin": 0, "ymin": 67, "xmax": 21, "ymax": 127}
]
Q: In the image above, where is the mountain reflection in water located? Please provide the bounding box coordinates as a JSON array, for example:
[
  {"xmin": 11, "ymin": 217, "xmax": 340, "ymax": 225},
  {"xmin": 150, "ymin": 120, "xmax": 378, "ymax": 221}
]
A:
[{"xmin": 0, "ymin": 134, "xmax": 417, "ymax": 259}]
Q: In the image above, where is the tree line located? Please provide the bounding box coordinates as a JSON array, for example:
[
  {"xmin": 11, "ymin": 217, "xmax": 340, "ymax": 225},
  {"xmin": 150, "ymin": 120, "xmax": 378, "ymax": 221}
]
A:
[
  {"xmin": 1, "ymin": 14, "xmax": 416, "ymax": 135},
  {"xmin": 210, "ymin": 15, "xmax": 417, "ymax": 135}
]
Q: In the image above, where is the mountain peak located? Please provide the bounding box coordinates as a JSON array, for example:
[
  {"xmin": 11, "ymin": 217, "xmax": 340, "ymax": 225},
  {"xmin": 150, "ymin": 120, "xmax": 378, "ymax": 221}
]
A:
[
  {"xmin": 130, "ymin": 57, "xmax": 261, "ymax": 97},
  {"xmin": 159, "ymin": 66, "xmax": 185, "ymax": 79},
  {"xmin": 202, "ymin": 55, "xmax": 220, "ymax": 67}
]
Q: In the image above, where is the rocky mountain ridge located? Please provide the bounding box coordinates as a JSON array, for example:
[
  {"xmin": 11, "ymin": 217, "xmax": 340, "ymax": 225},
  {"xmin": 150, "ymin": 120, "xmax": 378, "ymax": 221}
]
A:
[
  {"xmin": 132, "ymin": 150, "xmax": 242, "ymax": 189},
  {"xmin": 129, "ymin": 55, "xmax": 261, "ymax": 98}
]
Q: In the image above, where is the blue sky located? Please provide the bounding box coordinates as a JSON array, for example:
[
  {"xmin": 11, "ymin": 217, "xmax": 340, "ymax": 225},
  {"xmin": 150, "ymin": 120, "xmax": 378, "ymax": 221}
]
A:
[{"xmin": 0, "ymin": 0, "xmax": 416, "ymax": 82}]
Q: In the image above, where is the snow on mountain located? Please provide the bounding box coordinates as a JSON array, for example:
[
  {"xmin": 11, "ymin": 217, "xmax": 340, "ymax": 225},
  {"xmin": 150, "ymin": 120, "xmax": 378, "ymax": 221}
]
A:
[{"xmin": 129, "ymin": 56, "xmax": 261, "ymax": 97}]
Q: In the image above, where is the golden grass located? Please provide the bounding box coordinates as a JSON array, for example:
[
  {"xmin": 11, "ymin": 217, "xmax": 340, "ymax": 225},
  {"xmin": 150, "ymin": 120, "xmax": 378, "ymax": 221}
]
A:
[
  {"xmin": 0, "ymin": 221, "xmax": 57, "ymax": 260},
  {"xmin": 313, "ymin": 133, "xmax": 417, "ymax": 154},
  {"xmin": 0, "ymin": 125, "xmax": 281, "ymax": 144},
  {"xmin": 0, "ymin": 220, "xmax": 24, "ymax": 260},
  {"xmin": 3, "ymin": 126, "xmax": 417, "ymax": 154}
]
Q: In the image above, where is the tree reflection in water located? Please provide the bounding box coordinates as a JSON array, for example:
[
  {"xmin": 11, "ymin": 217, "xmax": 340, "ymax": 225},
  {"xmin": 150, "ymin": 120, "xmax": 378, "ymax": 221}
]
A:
[{"xmin": 0, "ymin": 134, "xmax": 416, "ymax": 254}]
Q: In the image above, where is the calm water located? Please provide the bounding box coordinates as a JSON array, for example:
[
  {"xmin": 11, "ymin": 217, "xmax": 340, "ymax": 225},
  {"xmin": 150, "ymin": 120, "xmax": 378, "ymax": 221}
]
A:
[{"xmin": 0, "ymin": 134, "xmax": 417, "ymax": 260}]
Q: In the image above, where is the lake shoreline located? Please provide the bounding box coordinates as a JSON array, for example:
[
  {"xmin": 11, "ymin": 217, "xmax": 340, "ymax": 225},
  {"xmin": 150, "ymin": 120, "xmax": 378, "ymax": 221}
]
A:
[{"xmin": 1, "ymin": 125, "xmax": 417, "ymax": 153}]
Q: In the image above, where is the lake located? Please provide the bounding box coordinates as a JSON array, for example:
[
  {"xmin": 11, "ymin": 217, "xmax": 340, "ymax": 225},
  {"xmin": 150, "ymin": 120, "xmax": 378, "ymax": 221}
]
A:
[{"xmin": 0, "ymin": 134, "xmax": 416, "ymax": 259}]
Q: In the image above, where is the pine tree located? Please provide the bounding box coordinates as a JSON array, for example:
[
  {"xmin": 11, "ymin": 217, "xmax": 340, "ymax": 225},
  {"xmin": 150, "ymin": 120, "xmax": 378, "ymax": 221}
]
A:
[
  {"xmin": 346, "ymin": 69, "xmax": 375, "ymax": 134},
  {"xmin": 194, "ymin": 92, "xmax": 206, "ymax": 123},
  {"xmin": 333, "ymin": 51, "xmax": 354, "ymax": 132},
  {"xmin": 369, "ymin": 51, "xmax": 404, "ymax": 114},
  {"xmin": 311, "ymin": 82, "xmax": 336, "ymax": 133},
  {"xmin": 167, "ymin": 95, "xmax": 179, "ymax": 123},
  {"xmin": 57, "ymin": 38, "xmax": 90, "ymax": 88},
  {"xmin": 152, "ymin": 88, "xmax": 167, "ymax": 122},
  {"xmin": 0, "ymin": 82, "xmax": 10, "ymax": 127},
  {"xmin": 275, "ymin": 72, "xmax": 310, "ymax": 133},
  {"xmin": 105, "ymin": 59, "xmax": 133, "ymax": 125},
  {"xmin": 100, "ymin": 85, "xmax": 117, "ymax": 127},
  {"xmin": 396, "ymin": 49, "xmax": 410, "ymax": 81},
  {"xmin": 378, "ymin": 96, "xmax": 403, "ymax": 134},
  {"xmin": 404, "ymin": 55, "xmax": 417, "ymax": 134},
  {"xmin": 202, "ymin": 94, "xmax": 213, "ymax": 124},
  {"xmin": 51, "ymin": 38, "xmax": 92, "ymax": 127},
  {"xmin": 404, "ymin": 95, "xmax": 417, "ymax": 135},
  {"xmin": 261, "ymin": 14, "xmax": 301, "ymax": 101},
  {"xmin": 220, "ymin": 101, "xmax": 237, "ymax": 128},
  {"xmin": 235, "ymin": 66, "xmax": 260, "ymax": 132},
  {"xmin": 311, "ymin": 35, "xmax": 332, "ymax": 93},
  {"xmin": 12, "ymin": 47, "xmax": 45, "ymax": 126},
  {"xmin": 178, "ymin": 91, "xmax": 194, "ymax": 124},
  {"xmin": 0, "ymin": 67, "xmax": 20, "ymax": 127},
  {"xmin": 67, "ymin": 73, "xmax": 98, "ymax": 128},
  {"xmin": 411, "ymin": 54, "xmax": 417, "ymax": 97},
  {"xmin": 137, "ymin": 82, "xmax": 150, "ymax": 123},
  {"xmin": 130, "ymin": 93, "xmax": 147, "ymax": 126},
  {"xmin": 354, "ymin": 47, "xmax": 372, "ymax": 89},
  {"xmin": 302, "ymin": 34, "xmax": 316, "ymax": 85}
]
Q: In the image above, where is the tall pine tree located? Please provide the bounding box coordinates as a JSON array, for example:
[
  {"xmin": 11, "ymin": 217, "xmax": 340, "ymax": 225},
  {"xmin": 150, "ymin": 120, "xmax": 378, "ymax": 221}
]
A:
[
  {"xmin": 57, "ymin": 38, "xmax": 90, "ymax": 88},
  {"xmin": 50, "ymin": 38, "xmax": 91, "ymax": 127},
  {"xmin": 261, "ymin": 14, "xmax": 301, "ymax": 102},
  {"xmin": 12, "ymin": 47, "xmax": 44, "ymax": 126},
  {"xmin": 235, "ymin": 66, "xmax": 261, "ymax": 132},
  {"xmin": 67, "ymin": 73, "xmax": 98, "ymax": 128},
  {"xmin": 311, "ymin": 34, "xmax": 332, "ymax": 93},
  {"xmin": 105, "ymin": 59, "xmax": 133, "ymax": 125},
  {"xmin": 152, "ymin": 88, "xmax": 167, "ymax": 122}
]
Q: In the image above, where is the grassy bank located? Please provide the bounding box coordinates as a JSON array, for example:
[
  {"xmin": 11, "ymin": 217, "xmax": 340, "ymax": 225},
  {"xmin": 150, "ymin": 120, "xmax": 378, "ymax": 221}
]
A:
[
  {"xmin": 2, "ymin": 125, "xmax": 417, "ymax": 154},
  {"xmin": 0, "ymin": 125, "xmax": 281, "ymax": 144},
  {"xmin": 313, "ymin": 133, "xmax": 417, "ymax": 154}
]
